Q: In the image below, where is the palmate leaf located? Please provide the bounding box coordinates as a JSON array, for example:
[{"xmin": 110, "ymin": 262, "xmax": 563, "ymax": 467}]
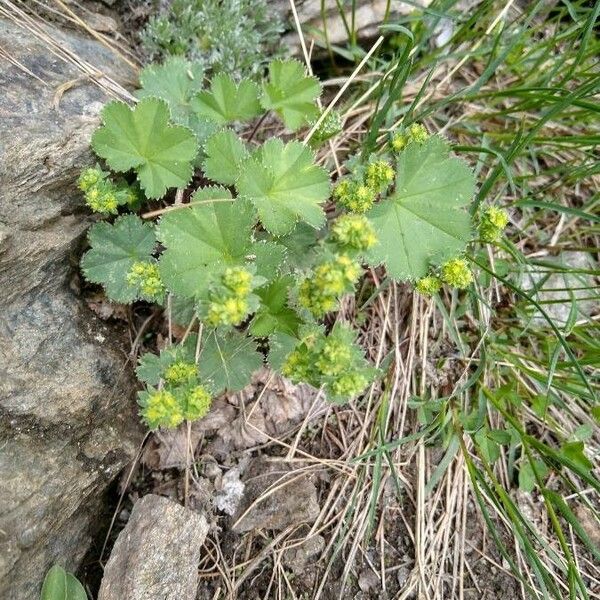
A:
[
  {"xmin": 192, "ymin": 74, "xmax": 262, "ymax": 125},
  {"xmin": 366, "ymin": 136, "xmax": 475, "ymax": 281},
  {"xmin": 250, "ymin": 275, "xmax": 301, "ymax": 337},
  {"xmin": 199, "ymin": 329, "xmax": 263, "ymax": 393},
  {"xmin": 137, "ymin": 57, "xmax": 204, "ymax": 124},
  {"xmin": 136, "ymin": 335, "xmax": 196, "ymax": 386},
  {"xmin": 261, "ymin": 59, "xmax": 320, "ymax": 131},
  {"xmin": 91, "ymin": 98, "xmax": 197, "ymax": 199},
  {"xmin": 202, "ymin": 129, "xmax": 249, "ymax": 185},
  {"xmin": 236, "ymin": 138, "xmax": 329, "ymax": 236},
  {"xmin": 157, "ymin": 187, "xmax": 255, "ymax": 298},
  {"xmin": 81, "ymin": 214, "xmax": 156, "ymax": 303},
  {"xmin": 136, "ymin": 57, "xmax": 218, "ymax": 150},
  {"xmin": 251, "ymin": 240, "xmax": 286, "ymax": 280}
]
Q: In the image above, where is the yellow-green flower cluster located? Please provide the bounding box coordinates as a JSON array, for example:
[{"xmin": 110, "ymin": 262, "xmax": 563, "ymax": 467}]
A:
[
  {"xmin": 391, "ymin": 123, "xmax": 429, "ymax": 152},
  {"xmin": 329, "ymin": 371, "xmax": 369, "ymax": 397},
  {"xmin": 141, "ymin": 390, "xmax": 184, "ymax": 429},
  {"xmin": 479, "ymin": 206, "xmax": 509, "ymax": 243},
  {"xmin": 365, "ymin": 160, "xmax": 395, "ymax": 192},
  {"xmin": 84, "ymin": 181, "xmax": 119, "ymax": 215},
  {"xmin": 206, "ymin": 266, "xmax": 253, "ymax": 327},
  {"xmin": 332, "ymin": 158, "xmax": 396, "ymax": 214},
  {"xmin": 78, "ymin": 167, "xmax": 141, "ymax": 214},
  {"xmin": 299, "ymin": 254, "xmax": 361, "ymax": 317},
  {"xmin": 164, "ymin": 360, "xmax": 197, "ymax": 385},
  {"xmin": 315, "ymin": 336, "xmax": 352, "ymax": 376},
  {"xmin": 332, "ymin": 180, "xmax": 376, "ymax": 213},
  {"xmin": 331, "ymin": 214, "xmax": 377, "ymax": 251},
  {"xmin": 78, "ymin": 167, "xmax": 104, "ymax": 192},
  {"xmin": 441, "ymin": 258, "xmax": 473, "ymax": 289},
  {"xmin": 127, "ymin": 261, "xmax": 165, "ymax": 301},
  {"xmin": 78, "ymin": 167, "xmax": 120, "ymax": 215},
  {"xmin": 415, "ymin": 275, "xmax": 442, "ymax": 296},
  {"xmin": 281, "ymin": 325, "xmax": 373, "ymax": 402},
  {"xmin": 184, "ymin": 385, "xmax": 212, "ymax": 420}
]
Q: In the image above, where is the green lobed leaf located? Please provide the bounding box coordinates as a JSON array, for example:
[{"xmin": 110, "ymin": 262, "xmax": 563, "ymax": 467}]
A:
[
  {"xmin": 91, "ymin": 98, "xmax": 197, "ymax": 199},
  {"xmin": 192, "ymin": 74, "xmax": 262, "ymax": 125},
  {"xmin": 251, "ymin": 240, "xmax": 286, "ymax": 281},
  {"xmin": 250, "ymin": 275, "xmax": 302, "ymax": 337},
  {"xmin": 267, "ymin": 332, "xmax": 299, "ymax": 371},
  {"xmin": 81, "ymin": 215, "xmax": 157, "ymax": 303},
  {"xmin": 202, "ymin": 129, "xmax": 249, "ymax": 185},
  {"xmin": 236, "ymin": 138, "xmax": 329, "ymax": 236},
  {"xmin": 261, "ymin": 59, "xmax": 320, "ymax": 131},
  {"xmin": 157, "ymin": 187, "xmax": 255, "ymax": 298},
  {"xmin": 137, "ymin": 57, "xmax": 204, "ymax": 125},
  {"xmin": 199, "ymin": 329, "xmax": 263, "ymax": 393},
  {"xmin": 136, "ymin": 336, "xmax": 197, "ymax": 386},
  {"xmin": 366, "ymin": 135, "xmax": 475, "ymax": 281}
]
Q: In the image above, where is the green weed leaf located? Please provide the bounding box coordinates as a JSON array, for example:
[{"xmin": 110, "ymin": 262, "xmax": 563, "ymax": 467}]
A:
[
  {"xmin": 81, "ymin": 215, "xmax": 157, "ymax": 303},
  {"xmin": 202, "ymin": 129, "xmax": 249, "ymax": 185},
  {"xmin": 137, "ymin": 57, "xmax": 204, "ymax": 124},
  {"xmin": 250, "ymin": 275, "xmax": 301, "ymax": 337},
  {"xmin": 41, "ymin": 565, "xmax": 87, "ymax": 600},
  {"xmin": 92, "ymin": 98, "xmax": 197, "ymax": 199},
  {"xmin": 236, "ymin": 138, "xmax": 329, "ymax": 235},
  {"xmin": 158, "ymin": 187, "xmax": 255, "ymax": 298},
  {"xmin": 251, "ymin": 240, "xmax": 286, "ymax": 280},
  {"xmin": 367, "ymin": 136, "xmax": 475, "ymax": 280},
  {"xmin": 192, "ymin": 74, "xmax": 261, "ymax": 124},
  {"xmin": 261, "ymin": 59, "xmax": 320, "ymax": 130},
  {"xmin": 199, "ymin": 329, "xmax": 263, "ymax": 393}
]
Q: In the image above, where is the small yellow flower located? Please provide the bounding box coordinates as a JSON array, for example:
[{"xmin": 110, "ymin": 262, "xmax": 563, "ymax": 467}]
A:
[
  {"xmin": 315, "ymin": 338, "xmax": 351, "ymax": 376},
  {"xmin": 207, "ymin": 296, "xmax": 248, "ymax": 326},
  {"xmin": 142, "ymin": 390, "xmax": 184, "ymax": 429},
  {"xmin": 164, "ymin": 361, "xmax": 197, "ymax": 385},
  {"xmin": 441, "ymin": 258, "xmax": 473, "ymax": 289},
  {"xmin": 184, "ymin": 385, "xmax": 212, "ymax": 420},
  {"xmin": 408, "ymin": 123, "xmax": 428, "ymax": 143},
  {"xmin": 222, "ymin": 266, "xmax": 253, "ymax": 297},
  {"xmin": 480, "ymin": 206, "xmax": 509, "ymax": 242},
  {"xmin": 333, "ymin": 180, "xmax": 376, "ymax": 213},
  {"xmin": 391, "ymin": 123, "xmax": 429, "ymax": 153},
  {"xmin": 127, "ymin": 261, "xmax": 164, "ymax": 301},
  {"xmin": 391, "ymin": 132, "xmax": 408, "ymax": 152},
  {"xmin": 415, "ymin": 275, "xmax": 442, "ymax": 296},
  {"xmin": 299, "ymin": 254, "xmax": 361, "ymax": 317},
  {"xmin": 78, "ymin": 167, "xmax": 104, "ymax": 192},
  {"xmin": 329, "ymin": 372, "xmax": 368, "ymax": 398},
  {"xmin": 331, "ymin": 214, "xmax": 377, "ymax": 251},
  {"xmin": 365, "ymin": 160, "xmax": 395, "ymax": 192}
]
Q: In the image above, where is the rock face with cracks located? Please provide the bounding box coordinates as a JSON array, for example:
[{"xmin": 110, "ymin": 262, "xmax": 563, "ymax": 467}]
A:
[
  {"xmin": 0, "ymin": 18, "xmax": 141, "ymax": 599},
  {"xmin": 98, "ymin": 495, "xmax": 209, "ymax": 600}
]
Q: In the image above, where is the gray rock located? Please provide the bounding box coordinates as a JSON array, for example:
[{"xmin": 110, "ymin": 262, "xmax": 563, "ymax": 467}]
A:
[
  {"xmin": 98, "ymin": 495, "xmax": 208, "ymax": 600},
  {"xmin": 232, "ymin": 458, "xmax": 320, "ymax": 532},
  {"xmin": 278, "ymin": 0, "xmax": 433, "ymax": 51},
  {"xmin": 521, "ymin": 251, "xmax": 598, "ymax": 327},
  {"xmin": 0, "ymin": 17, "xmax": 141, "ymax": 599},
  {"xmin": 282, "ymin": 532, "xmax": 325, "ymax": 575}
]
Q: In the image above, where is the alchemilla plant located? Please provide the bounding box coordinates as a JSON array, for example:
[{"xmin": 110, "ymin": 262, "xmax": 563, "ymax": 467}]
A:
[{"xmin": 79, "ymin": 57, "xmax": 507, "ymax": 431}]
